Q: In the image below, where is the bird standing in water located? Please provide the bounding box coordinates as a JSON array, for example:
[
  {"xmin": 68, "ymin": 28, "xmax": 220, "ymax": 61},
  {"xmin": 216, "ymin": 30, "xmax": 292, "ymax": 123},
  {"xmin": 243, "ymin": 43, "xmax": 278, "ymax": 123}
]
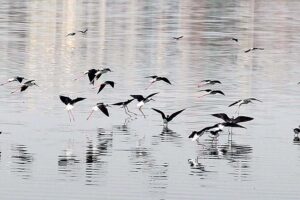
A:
[
  {"xmin": 78, "ymin": 28, "xmax": 88, "ymax": 34},
  {"xmin": 59, "ymin": 96, "xmax": 86, "ymax": 122},
  {"xmin": 151, "ymin": 108, "xmax": 185, "ymax": 127}
]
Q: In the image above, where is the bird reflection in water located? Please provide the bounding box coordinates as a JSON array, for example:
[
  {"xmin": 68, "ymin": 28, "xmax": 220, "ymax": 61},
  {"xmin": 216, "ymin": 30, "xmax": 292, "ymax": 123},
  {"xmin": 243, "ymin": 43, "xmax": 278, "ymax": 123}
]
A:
[
  {"xmin": 152, "ymin": 127, "xmax": 183, "ymax": 147},
  {"xmin": 11, "ymin": 144, "xmax": 34, "ymax": 179},
  {"xmin": 188, "ymin": 157, "xmax": 205, "ymax": 171}
]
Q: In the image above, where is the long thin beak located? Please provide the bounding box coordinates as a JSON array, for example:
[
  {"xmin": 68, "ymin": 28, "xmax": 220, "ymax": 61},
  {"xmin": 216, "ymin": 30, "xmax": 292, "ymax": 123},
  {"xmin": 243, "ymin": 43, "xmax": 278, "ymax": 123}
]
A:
[{"xmin": 86, "ymin": 110, "xmax": 94, "ymax": 120}]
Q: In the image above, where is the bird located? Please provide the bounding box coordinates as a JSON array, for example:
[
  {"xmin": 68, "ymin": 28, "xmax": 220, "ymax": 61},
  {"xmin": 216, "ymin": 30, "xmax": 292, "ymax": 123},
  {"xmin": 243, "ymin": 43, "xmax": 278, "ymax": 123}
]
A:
[
  {"xmin": 151, "ymin": 108, "xmax": 185, "ymax": 127},
  {"xmin": 244, "ymin": 47, "xmax": 264, "ymax": 53},
  {"xmin": 95, "ymin": 81, "xmax": 115, "ymax": 94},
  {"xmin": 74, "ymin": 68, "xmax": 99, "ymax": 83},
  {"xmin": 11, "ymin": 80, "xmax": 38, "ymax": 94},
  {"xmin": 229, "ymin": 98, "xmax": 262, "ymax": 115},
  {"xmin": 231, "ymin": 37, "xmax": 238, "ymax": 42},
  {"xmin": 294, "ymin": 126, "xmax": 300, "ymax": 136},
  {"xmin": 1, "ymin": 76, "xmax": 26, "ymax": 86},
  {"xmin": 111, "ymin": 99, "xmax": 136, "ymax": 117},
  {"xmin": 198, "ymin": 89, "xmax": 225, "ymax": 98},
  {"xmin": 59, "ymin": 95, "xmax": 86, "ymax": 122},
  {"xmin": 78, "ymin": 28, "xmax": 88, "ymax": 34},
  {"xmin": 131, "ymin": 93, "xmax": 158, "ymax": 117},
  {"xmin": 87, "ymin": 103, "xmax": 110, "ymax": 120},
  {"xmin": 66, "ymin": 32, "xmax": 76, "ymax": 37},
  {"xmin": 188, "ymin": 123, "xmax": 226, "ymax": 141},
  {"xmin": 89, "ymin": 68, "xmax": 112, "ymax": 85},
  {"xmin": 173, "ymin": 36, "xmax": 183, "ymax": 40},
  {"xmin": 145, "ymin": 76, "xmax": 171, "ymax": 89},
  {"xmin": 198, "ymin": 80, "xmax": 221, "ymax": 87}
]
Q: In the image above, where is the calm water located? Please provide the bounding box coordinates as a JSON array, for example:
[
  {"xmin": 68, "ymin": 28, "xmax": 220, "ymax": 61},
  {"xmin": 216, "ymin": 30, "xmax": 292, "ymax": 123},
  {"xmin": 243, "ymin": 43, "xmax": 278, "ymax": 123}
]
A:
[{"xmin": 0, "ymin": 0, "xmax": 300, "ymax": 199}]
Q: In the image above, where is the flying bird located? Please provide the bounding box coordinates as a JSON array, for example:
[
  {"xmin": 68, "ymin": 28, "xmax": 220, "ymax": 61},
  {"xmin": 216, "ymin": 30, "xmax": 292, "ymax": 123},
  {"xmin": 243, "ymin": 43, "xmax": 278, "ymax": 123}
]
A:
[
  {"xmin": 173, "ymin": 36, "xmax": 183, "ymax": 40},
  {"xmin": 1, "ymin": 76, "xmax": 26, "ymax": 86},
  {"xmin": 66, "ymin": 32, "xmax": 76, "ymax": 37},
  {"xmin": 145, "ymin": 76, "xmax": 171, "ymax": 89},
  {"xmin": 89, "ymin": 68, "xmax": 112, "ymax": 85},
  {"xmin": 87, "ymin": 103, "xmax": 110, "ymax": 120},
  {"xmin": 95, "ymin": 81, "xmax": 115, "ymax": 94},
  {"xmin": 198, "ymin": 80, "xmax": 221, "ymax": 87},
  {"xmin": 244, "ymin": 47, "xmax": 264, "ymax": 53},
  {"xmin": 229, "ymin": 98, "xmax": 262, "ymax": 114},
  {"xmin": 78, "ymin": 28, "xmax": 88, "ymax": 34},
  {"xmin": 231, "ymin": 37, "xmax": 238, "ymax": 42},
  {"xmin": 294, "ymin": 126, "xmax": 300, "ymax": 136},
  {"xmin": 131, "ymin": 92, "xmax": 158, "ymax": 117},
  {"xmin": 198, "ymin": 89, "xmax": 225, "ymax": 98},
  {"xmin": 59, "ymin": 96, "xmax": 86, "ymax": 122},
  {"xmin": 11, "ymin": 80, "xmax": 38, "ymax": 94},
  {"xmin": 151, "ymin": 108, "xmax": 185, "ymax": 126},
  {"xmin": 188, "ymin": 123, "xmax": 226, "ymax": 141},
  {"xmin": 111, "ymin": 99, "xmax": 136, "ymax": 117}
]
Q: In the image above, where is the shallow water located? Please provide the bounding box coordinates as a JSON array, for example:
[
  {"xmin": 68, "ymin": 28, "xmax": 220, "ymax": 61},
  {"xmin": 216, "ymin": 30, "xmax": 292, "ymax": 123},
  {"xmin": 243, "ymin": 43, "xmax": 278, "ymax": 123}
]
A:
[{"xmin": 0, "ymin": 0, "xmax": 300, "ymax": 199}]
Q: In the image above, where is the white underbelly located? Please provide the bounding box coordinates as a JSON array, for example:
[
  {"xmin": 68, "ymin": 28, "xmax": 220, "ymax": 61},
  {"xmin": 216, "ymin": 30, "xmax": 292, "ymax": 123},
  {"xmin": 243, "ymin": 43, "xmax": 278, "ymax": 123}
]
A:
[
  {"xmin": 137, "ymin": 101, "xmax": 144, "ymax": 108},
  {"xmin": 66, "ymin": 104, "xmax": 74, "ymax": 110}
]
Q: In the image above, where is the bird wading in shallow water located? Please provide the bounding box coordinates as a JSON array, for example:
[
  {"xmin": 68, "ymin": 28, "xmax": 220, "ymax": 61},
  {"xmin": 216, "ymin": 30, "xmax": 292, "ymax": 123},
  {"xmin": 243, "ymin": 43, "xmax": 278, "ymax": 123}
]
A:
[
  {"xmin": 131, "ymin": 92, "xmax": 158, "ymax": 118},
  {"xmin": 111, "ymin": 99, "xmax": 136, "ymax": 117},
  {"xmin": 11, "ymin": 80, "xmax": 38, "ymax": 94},
  {"xmin": 87, "ymin": 103, "xmax": 110, "ymax": 120},
  {"xmin": 59, "ymin": 96, "xmax": 86, "ymax": 122},
  {"xmin": 151, "ymin": 108, "xmax": 185, "ymax": 127},
  {"xmin": 145, "ymin": 76, "xmax": 171, "ymax": 90}
]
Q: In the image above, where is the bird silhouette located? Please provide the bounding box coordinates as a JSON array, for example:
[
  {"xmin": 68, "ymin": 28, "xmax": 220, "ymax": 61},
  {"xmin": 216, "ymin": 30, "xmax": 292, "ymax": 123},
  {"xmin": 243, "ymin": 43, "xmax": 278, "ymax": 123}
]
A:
[
  {"xmin": 151, "ymin": 108, "xmax": 185, "ymax": 126},
  {"xmin": 59, "ymin": 96, "xmax": 86, "ymax": 122}
]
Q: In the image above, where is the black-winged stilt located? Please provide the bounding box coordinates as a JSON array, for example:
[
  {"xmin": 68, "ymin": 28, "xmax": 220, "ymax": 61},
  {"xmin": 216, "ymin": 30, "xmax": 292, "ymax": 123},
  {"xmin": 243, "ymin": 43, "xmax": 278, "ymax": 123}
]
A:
[
  {"xmin": 111, "ymin": 99, "xmax": 136, "ymax": 117},
  {"xmin": 145, "ymin": 76, "xmax": 171, "ymax": 89},
  {"xmin": 95, "ymin": 81, "xmax": 115, "ymax": 94},
  {"xmin": 1, "ymin": 76, "xmax": 26, "ymax": 86},
  {"xmin": 229, "ymin": 98, "xmax": 262, "ymax": 114},
  {"xmin": 198, "ymin": 80, "xmax": 221, "ymax": 87},
  {"xmin": 87, "ymin": 103, "xmax": 110, "ymax": 120},
  {"xmin": 198, "ymin": 89, "xmax": 225, "ymax": 98},
  {"xmin": 151, "ymin": 108, "xmax": 185, "ymax": 127},
  {"xmin": 11, "ymin": 80, "xmax": 38, "ymax": 94},
  {"xmin": 131, "ymin": 92, "xmax": 158, "ymax": 117},
  {"xmin": 188, "ymin": 123, "xmax": 226, "ymax": 141},
  {"xmin": 59, "ymin": 95, "xmax": 86, "ymax": 122},
  {"xmin": 244, "ymin": 47, "xmax": 264, "ymax": 53}
]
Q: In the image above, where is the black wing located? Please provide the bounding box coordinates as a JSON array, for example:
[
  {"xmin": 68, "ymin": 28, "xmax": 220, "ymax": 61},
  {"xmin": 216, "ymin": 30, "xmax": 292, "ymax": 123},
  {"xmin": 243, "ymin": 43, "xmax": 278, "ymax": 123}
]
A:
[
  {"xmin": 188, "ymin": 131, "xmax": 199, "ymax": 139},
  {"xmin": 249, "ymin": 98, "xmax": 262, "ymax": 102},
  {"xmin": 66, "ymin": 32, "xmax": 76, "ymax": 36},
  {"xmin": 105, "ymin": 81, "xmax": 114, "ymax": 88},
  {"xmin": 71, "ymin": 97, "xmax": 86, "ymax": 105},
  {"xmin": 145, "ymin": 92, "xmax": 159, "ymax": 100},
  {"xmin": 212, "ymin": 90, "xmax": 225, "ymax": 95},
  {"xmin": 130, "ymin": 95, "xmax": 145, "ymax": 102},
  {"xmin": 16, "ymin": 77, "xmax": 24, "ymax": 83},
  {"xmin": 222, "ymin": 123, "xmax": 246, "ymax": 128},
  {"xmin": 97, "ymin": 84, "xmax": 106, "ymax": 94},
  {"xmin": 211, "ymin": 80, "xmax": 221, "ymax": 84},
  {"xmin": 95, "ymin": 72, "xmax": 102, "ymax": 80},
  {"xmin": 88, "ymin": 70, "xmax": 97, "ymax": 84},
  {"xmin": 233, "ymin": 116, "xmax": 253, "ymax": 123},
  {"xmin": 152, "ymin": 108, "xmax": 166, "ymax": 119},
  {"xmin": 199, "ymin": 89, "xmax": 212, "ymax": 92},
  {"xmin": 231, "ymin": 38, "xmax": 238, "ymax": 42},
  {"xmin": 59, "ymin": 95, "xmax": 72, "ymax": 105},
  {"xmin": 228, "ymin": 100, "xmax": 242, "ymax": 107},
  {"xmin": 211, "ymin": 113, "xmax": 231, "ymax": 122},
  {"xmin": 98, "ymin": 104, "xmax": 109, "ymax": 117},
  {"xmin": 244, "ymin": 49, "xmax": 251, "ymax": 53},
  {"xmin": 24, "ymin": 80, "xmax": 35, "ymax": 84},
  {"xmin": 145, "ymin": 75, "xmax": 157, "ymax": 79},
  {"xmin": 168, "ymin": 109, "xmax": 185, "ymax": 121},
  {"xmin": 157, "ymin": 77, "xmax": 171, "ymax": 85},
  {"xmin": 20, "ymin": 85, "xmax": 29, "ymax": 92},
  {"xmin": 111, "ymin": 101, "xmax": 124, "ymax": 106}
]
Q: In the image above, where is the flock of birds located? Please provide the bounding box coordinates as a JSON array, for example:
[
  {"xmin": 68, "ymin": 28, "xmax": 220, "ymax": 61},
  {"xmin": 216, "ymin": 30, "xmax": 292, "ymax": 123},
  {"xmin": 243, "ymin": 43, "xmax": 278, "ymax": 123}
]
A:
[{"xmin": 0, "ymin": 31, "xmax": 299, "ymax": 143}]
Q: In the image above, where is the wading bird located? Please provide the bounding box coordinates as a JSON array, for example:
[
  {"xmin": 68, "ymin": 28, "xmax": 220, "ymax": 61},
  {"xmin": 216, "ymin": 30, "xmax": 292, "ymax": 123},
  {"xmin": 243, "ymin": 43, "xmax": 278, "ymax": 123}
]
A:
[
  {"xmin": 95, "ymin": 81, "xmax": 115, "ymax": 94},
  {"xmin": 151, "ymin": 108, "xmax": 185, "ymax": 127},
  {"xmin": 131, "ymin": 93, "xmax": 158, "ymax": 117},
  {"xmin": 145, "ymin": 76, "xmax": 171, "ymax": 89},
  {"xmin": 198, "ymin": 89, "xmax": 225, "ymax": 98},
  {"xmin": 59, "ymin": 96, "xmax": 86, "ymax": 122},
  {"xmin": 87, "ymin": 103, "xmax": 110, "ymax": 120},
  {"xmin": 229, "ymin": 98, "xmax": 262, "ymax": 115},
  {"xmin": 111, "ymin": 99, "xmax": 136, "ymax": 117},
  {"xmin": 244, "ymin": 47, "xmax": 264, "ymax": 53},
  {"xmin": 198, "ymin": 80, "xmax": 221, "ymax": 87},
  {"xmin": 173, "ymin": 36, "xmax": 183, "ymax": 40},
  {"xmin": 11, "ymin": 80, "xmax": 38, "ymax": 94},
  {"xmin": 1, "ymin": 76, "xmax": 26, "ymax": 86}
]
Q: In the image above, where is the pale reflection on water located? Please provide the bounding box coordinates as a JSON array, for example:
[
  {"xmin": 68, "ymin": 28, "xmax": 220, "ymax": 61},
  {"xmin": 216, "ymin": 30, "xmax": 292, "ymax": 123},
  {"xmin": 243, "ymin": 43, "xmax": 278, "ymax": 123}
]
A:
[{"xmin": 0, "ymin": 0, "xmax": 300, "ymax": 199}]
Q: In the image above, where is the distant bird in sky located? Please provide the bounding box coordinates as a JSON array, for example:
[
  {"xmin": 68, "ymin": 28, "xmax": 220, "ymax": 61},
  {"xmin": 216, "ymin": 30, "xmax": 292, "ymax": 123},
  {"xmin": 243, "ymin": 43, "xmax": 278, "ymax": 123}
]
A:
[
  {"xmin": 78, "ymin": 28, "xmax": 88, "ymax": 34},
  {"xmin": 145, "ymin": 76, "xmax": 171, "ymax": 89},
  {"xmin": 111, "ymin": 99, "xmax": 136, "ymax": 117},
  {"xmin": 198, "ymin": 80, "xmax": 221, "ymax": 87},
  {"xmin": 131, "ymin": 92, "xmax": 158, "ymax": 117},
  {"xmin": 87, "ymin": 103, "xmax": 110, "ymax": 120},
  {"xmin": 198, "ymin": 89, "xmax": 225, "ymax": 98},
  {"xmin": 1, "ymin": 76, "xmax": 26, "ymax": 86},
  {"xmin": 244, "ymin": 47, "xmax": 264, "ymax": 53},
  {"xmin": 231, "ymin": 37, "xmax": 238, "ymax": 42},
  {"xmin": 173, "ymin": 36, "xmax": 183, "ymax": 40},
  {"xmin": 59, "ymin": 96, "xmax": 86, "ymax": 122},
  {"xmin": 66, "ymin": 32, "xmax": 76, "ymax": 37},
  {"xmin": 11, "ymin": 80, "xmax": 38, "ymax": 94},
  {"xmin": 229, "ymin": 98, "xmax": 262, "ymax": 114},
  {"xmin": 95, "ymin": 81, "xmax": 115, "ymax": 94},
  {"xmin": 152, "ymin": 108, "xmax": 185, "ymax": 126}
]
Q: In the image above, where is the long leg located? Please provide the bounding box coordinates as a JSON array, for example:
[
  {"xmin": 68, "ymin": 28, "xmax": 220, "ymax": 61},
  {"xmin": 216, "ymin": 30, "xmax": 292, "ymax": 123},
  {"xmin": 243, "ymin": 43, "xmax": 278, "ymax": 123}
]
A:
[
  {"xmin": 10, "ymin": 88, "xmax": 20, "ymax": 94},
  {"xmin": 70, "ymin": 110, "xmax": 75, "ymax": 121},
  {"xmin": 139, "ymin": 108, "xmax": 146, "ymax": 118},
  {"xmin": 198, "ymin": 94, "xmax": 208, "ymax": 99},
  {"xmin": 126, "ymin": 106, "xmax": 137, "ymax": 115},
  {"xmin": 67, "ymin": 111, "xmax": 72, "ymax": 122},
  {"xmin": 86, "ymin": 110, "xmax": 94, "ymax": 120},
  {"xmin": 145, "ymin": 82, "xmax": 154, "ymax": 90},
  {"xmin": 123, "ymin": 107, "xmax": 131, "ymax": 117}
]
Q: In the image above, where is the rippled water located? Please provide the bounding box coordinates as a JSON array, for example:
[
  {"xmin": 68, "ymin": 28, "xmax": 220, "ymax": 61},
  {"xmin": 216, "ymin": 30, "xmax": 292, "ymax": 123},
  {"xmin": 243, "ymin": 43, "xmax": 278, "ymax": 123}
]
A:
[{"xmin": 0, "ymin": 0, "xmax": 300, "ymax": 199}]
